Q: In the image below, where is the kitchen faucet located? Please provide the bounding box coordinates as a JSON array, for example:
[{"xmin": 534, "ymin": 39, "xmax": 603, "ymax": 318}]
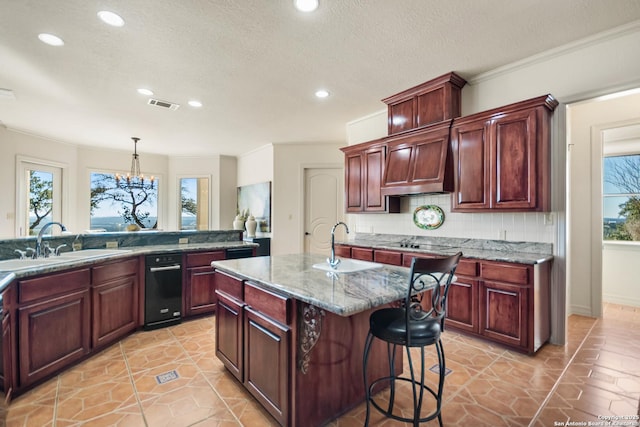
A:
[
  {"xmin": 36, "ymin": 221, "xmax": 67, "ymax": 258},
  {"xmin": 327, "ymin": 222, "xmax": 349, "ymax": 269}
]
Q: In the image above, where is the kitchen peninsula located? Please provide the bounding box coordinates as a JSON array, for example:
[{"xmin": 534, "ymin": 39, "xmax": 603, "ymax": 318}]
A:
[{"xmin": 211, "ymin": 253, "xmax": 432, "ymax": 427}]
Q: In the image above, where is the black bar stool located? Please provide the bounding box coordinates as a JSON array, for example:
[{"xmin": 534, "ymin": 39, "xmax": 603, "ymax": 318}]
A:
[{"xmin": 362, "ymin": 252, "xmax": 462, "ymax": 426}]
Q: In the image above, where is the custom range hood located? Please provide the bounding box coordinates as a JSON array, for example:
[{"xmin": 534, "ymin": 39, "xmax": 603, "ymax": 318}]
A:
[{"xmin": 379, "ymin": 72, "xmax": 466, "ymax": 196}]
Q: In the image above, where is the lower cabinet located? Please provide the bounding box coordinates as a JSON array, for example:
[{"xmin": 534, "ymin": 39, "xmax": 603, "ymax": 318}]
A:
[
  {"xmin": 185, "ymin": 251, "xmax": 226, "ymax": 317},
  {"xmin": 244, "ymin": 306, "xmax": 290, "ymax": 426},
  {"xmin": 215, "ymin": 290, "xmax": 244, "ymax": 381},
  {"xmin": 19, "ymin": 280, "xmax": 91, "ymax": 387},
  {"xmin": 479, "ymin": 280, "xmax": 530, "ymax": 349},
  {"xmin": 214, "ymin": 271, "xmax": 292, "ymax": 426},
  {"xmin": 92, "ymin": 258, "xmax": 139, "ymax": 349},
  {"xmin": 335, "ymin": 244, "xmax": 549, "ymax": 353}
]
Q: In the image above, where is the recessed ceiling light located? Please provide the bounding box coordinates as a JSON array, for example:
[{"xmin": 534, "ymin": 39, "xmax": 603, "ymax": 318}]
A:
[
  {"xmin": 315, "ymin": 89, "xmax": 330, "ymax": 98},
  {"xmin": 137, "ymin": 88, "xmax": 154, "ymax": 96},
  {"xmin": 188, "ymin": 100, "xmax": 203, "ymax": 108},
  {"xmin": 38, "ymin": 33, "xmax": 64, "ymax": 46},
  {"xmin": 294, "ymin": 0, "xmax": 319, "ymax": 12},
  {"xmin": 98, "ymin": 11, "xmax": 125, "ymax": 27}
]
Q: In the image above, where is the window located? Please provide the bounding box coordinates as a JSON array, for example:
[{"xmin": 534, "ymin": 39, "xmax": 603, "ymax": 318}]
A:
[
  {"xmin": 16, "ymin": 158, "xmax": 64, "ymax": 237},
  {"xmin": 603, "ymin": 154, "xmax": 640, "ymax": 241},
  {"xmin": 90, "ymin": 172, "xmax": 159, "ymax": 231},
  {"xmin": 179, "ymin": 177, "xmax": 209, "ymax": 230}
]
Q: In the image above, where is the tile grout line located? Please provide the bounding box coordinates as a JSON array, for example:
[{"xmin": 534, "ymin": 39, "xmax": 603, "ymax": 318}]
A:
[
  {"xmin": 169, "ymin": 321, "xmax": 247, "ymax": 427},
  {"xmin": 120, "ymin": 340, "xmax": 150, "ymax": 427},
  {"xmin": 527, "ymin": 317, "xmax": 600, "ymax": 427},
  {"xmin": 52, "ymin": 374, "xmax": 61, "ymax": 427}
]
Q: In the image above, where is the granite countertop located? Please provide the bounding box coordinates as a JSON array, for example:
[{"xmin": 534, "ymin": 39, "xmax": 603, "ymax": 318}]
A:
[
  {"xmin": 339, "ymin": 235, "xmax": 553, "ymax": 265},
  {"xmin": 211, "ymin": 253, "xmax": 442, "ymax": 317},
  {"xmin": 0, "ymin": 241, "xmax": 257, "ymax": 286}
]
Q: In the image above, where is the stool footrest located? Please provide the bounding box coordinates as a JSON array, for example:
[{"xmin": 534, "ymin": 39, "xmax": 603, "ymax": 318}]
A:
[{"xmin": 367, "ymin": 376, "xmax": 441, "ymax": 424}]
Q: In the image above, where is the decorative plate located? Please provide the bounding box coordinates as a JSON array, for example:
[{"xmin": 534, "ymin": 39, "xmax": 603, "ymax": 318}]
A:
[{"xmin": 413, "ymin": 205, "xmax": 445, "ymax": 230}]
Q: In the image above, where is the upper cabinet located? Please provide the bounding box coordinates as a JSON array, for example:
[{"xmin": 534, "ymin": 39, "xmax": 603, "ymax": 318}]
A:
[
  {"xmin": 382, "ymin": 72, "xmax": 466, "ymax": 135},
  {"xmin": 341, "ymin": 140, "xmax": 400, "ymax": 213},
  {"xmin": 381, "ymin": 121, "xmax": 454, "ymax": 195},
  {"xmin": 451, "ymin": 95, "xmax": 558, "ymax": 212}
]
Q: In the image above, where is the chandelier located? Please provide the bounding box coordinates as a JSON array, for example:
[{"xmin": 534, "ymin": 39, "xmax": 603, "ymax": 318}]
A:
[{"xmin": 115, "ymin": 137, "xmax": 154, "ymax": 189}]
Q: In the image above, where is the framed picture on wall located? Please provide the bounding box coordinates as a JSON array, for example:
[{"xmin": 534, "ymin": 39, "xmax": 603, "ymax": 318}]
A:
[{"xmin": 237, "ymin": 181, "xmax": 271, "ymax": 232}]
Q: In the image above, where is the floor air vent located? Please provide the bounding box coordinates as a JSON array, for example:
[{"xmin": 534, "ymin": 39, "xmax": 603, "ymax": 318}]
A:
[{"xmin": 148, "ymin": 98, "xmax": 180, "ymax": 110}]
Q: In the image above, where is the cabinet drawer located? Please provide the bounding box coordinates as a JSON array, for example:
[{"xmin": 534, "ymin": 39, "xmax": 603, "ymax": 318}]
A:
[
  {"xmin": 244, "ymin": 282, "xmax": 290, "ymax": 325},
  {"xmin": 374, "ymin": 250, "xmax": 402, "ymax": 266},
  {"xmin": 480, "ymin": 262, "xmax": 530, "ymax": 285},
  {"xmin": 334, "ymin": 245, "xmax": 351, "ymax": 258},
  {"xmin": 456, "ymin": 259, "xmax": 478, "ymax": 277},
  {"xmin": 214, "ymin": 270, "xmax": 244, "ymax": 300},
  {"xmin": 186, "ymin": 251, "xmax": 226, "ymax": 268},
  {"xmin": 92, "ymin": 258, "xmax": 138, "ymax": 284},
  {"xmin": 351, "ymin": 247, "xmax": 374, "ymax": 261},
  {"xmin": 19, "ymin": 268, "xmax": 91, "ymax": 304}
]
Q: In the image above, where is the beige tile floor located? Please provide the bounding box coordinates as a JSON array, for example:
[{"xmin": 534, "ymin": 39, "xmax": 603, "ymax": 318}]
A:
[{"xmin": 1, "ymin": 303, "xmax": 639, "ymax": 426}]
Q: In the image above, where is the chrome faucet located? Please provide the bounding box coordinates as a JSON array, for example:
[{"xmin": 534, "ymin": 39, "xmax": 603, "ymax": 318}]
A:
[
  {"xmin": 327, "ymin": 221, "xmax": 349, "ymax": 269},
  {"xmin": 36, "ymin": 221, "xmax": 67, "ymax": 258}
]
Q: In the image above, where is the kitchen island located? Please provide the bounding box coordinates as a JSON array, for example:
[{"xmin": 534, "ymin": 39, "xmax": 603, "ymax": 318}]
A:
[{"xmin": 211, "ymin": 253, "xmax": 433, "ymax": 427}]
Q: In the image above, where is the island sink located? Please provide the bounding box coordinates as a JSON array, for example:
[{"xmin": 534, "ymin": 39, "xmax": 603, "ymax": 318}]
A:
[{"xmin": 312, "ymin": 258, "xmax": 383, "ymax": 273}]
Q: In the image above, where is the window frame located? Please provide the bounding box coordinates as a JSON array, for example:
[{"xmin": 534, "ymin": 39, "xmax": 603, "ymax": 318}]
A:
[
  {"xmin": 15, "ymin": 156, "xmax": 67, "ymax": 237},
  {"xmin": 602, "ymin": 153, "xmax": 640, "ymax": 241}
]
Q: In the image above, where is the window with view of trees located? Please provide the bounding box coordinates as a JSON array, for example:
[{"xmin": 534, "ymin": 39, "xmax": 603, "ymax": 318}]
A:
[
  {"xmin": 17, "ymin": 158, "xmax": 63, "ymax": 237},
  {"xmin": 90, "ymin": 173, "xmax": 159, "ymax": 231},
  {"xmin": 180, "ymin": 177, "xmax": 209, "ymax": 230},
  {"xmin": 603, "ymin": 154, "xmax": 640, "ymax": 241},
  {"xmin": 28, "ymin": 170, "xmax": 54, "ymax": 235}
]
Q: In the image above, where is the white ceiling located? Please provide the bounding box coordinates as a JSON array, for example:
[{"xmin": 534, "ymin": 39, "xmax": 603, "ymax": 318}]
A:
[{"xmin": 2, "ymin": 1, "xmax": 640, "ymax": 157}]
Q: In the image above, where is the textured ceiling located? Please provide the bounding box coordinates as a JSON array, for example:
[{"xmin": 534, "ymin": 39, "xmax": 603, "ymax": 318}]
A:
[{"xmin": 1, "ymin": 0, "xmax": 640, "ymax": 156}]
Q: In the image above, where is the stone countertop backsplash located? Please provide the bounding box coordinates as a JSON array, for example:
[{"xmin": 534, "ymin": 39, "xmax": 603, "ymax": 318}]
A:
[
  {"xmin": 0, "ymin": 229, "xmax": 245, "ymax": 261},
  {"xmin": 340, "ymin": 233, "xmax": 553, "ymax": 264}
]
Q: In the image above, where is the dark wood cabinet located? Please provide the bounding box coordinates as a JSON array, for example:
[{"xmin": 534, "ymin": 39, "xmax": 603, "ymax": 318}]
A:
[
  {"xmin": 215, "ymin": 290, "xmax": 245, "ymax": 382},
  {"xmin": 337, "ymin": 244, "xmax": 549, "ymax": 353},
  {"xmin": 91, "ymin": 258, "xmax": 139, "ymax": 349},
  {"xmin": 244, "ymin": 306, "xmax": 290, "ymax": 426},
  {"xmin": 382, "ymin": 72, "xmax": 466, "ymax": 135},
  {"xmin": 18, "ymin": 268, "xmax": 91, "ymax": 387},
  {"xmin": 1, "ymin": 310, "xmax": 12, "ymax": 396},
  {"xmin": 451, "ymin": 95, "xmax": 557, "ymax": 212},
  {"xmin": 333, "ymin": 244, "xmax": 352, "ymax": 258},
  {"xmin": 351, "ymin": 247, "xmax": 374, "ymax": 261},
  {"xmin": 341, "ymin": 141, "xmax": 400, "ymax": 213},
  {"xmin": 185, "ymin": 251, "xmax": 226, "ymax": 317},
  {"xmin": 381, "ymin": 121, "xmax": 454, "ymax": 195}
]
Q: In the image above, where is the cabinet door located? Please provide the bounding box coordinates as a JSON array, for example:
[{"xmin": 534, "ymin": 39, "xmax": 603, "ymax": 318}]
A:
[
  {"xmin": 492, "ymin": 108, "xmax": 538, "ymax": 209},
  {"xmin": 92, "ymin": 275, "xmax": 138, "ymax": 349},
  {"xmin": 215, "ymin": 291, "xmax": 244, "ymax": 382},
  {"xmin": 451, "ymin": 119, "xmax": 490, "ymax": 211},
  {"xmin": 186, "ymin": 266, "xmax": 217, "ymax": 316},
  {"xmin": 344, "ymin": 152, "xmax": 363, "ymax": 212},
  {"xmin": 244, "ymin": 306, "xmax": 290, "ymax": 426},
  {"xmin": 382, "ymin": 123, "xmax": 452, "ymax": 195},
  {"xmin": 19, "ymin": 289, "xmax": 91, "ymax": 387},
  {"xmin": 362, "ymin": 145, "xmax": 387, "ymax": 212},
  {"xmin": 479, "ymin": 281, "xmax": 528, "ymax": 349},
  {"xmin": 445, "ymin": 277, "xmax": 478, "ymax": 333},
  {"xmin": 1, "ymin": 313, "xmax": 12, "ymax": 395}
]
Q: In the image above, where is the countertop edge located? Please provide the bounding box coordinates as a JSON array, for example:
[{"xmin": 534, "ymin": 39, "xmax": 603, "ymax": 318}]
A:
[{"xmin": 0, "ymin": 241, "xmax": 257, "ymax": 280}]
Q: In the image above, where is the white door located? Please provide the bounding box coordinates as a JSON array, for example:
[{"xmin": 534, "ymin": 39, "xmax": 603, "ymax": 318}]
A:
[{"xmin": 304, "ymin": 168, "xmax": 344, "ymax": 254}]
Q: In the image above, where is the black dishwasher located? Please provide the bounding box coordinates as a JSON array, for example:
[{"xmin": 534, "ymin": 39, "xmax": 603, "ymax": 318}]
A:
[{"xmin": 145, "ymin": 253, "xmax": 182, "ymax": 330}]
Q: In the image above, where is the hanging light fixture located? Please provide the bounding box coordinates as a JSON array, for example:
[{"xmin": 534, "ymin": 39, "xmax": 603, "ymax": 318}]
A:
[{"xmin": 115, "ymin": 137, "xmax": 154, "ymax": 188}]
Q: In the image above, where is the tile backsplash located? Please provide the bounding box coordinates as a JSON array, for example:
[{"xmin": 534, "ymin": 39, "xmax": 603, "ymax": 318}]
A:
[{"xmin": 348, "ymin": 193, "xmax": 556, "ymax": 244}]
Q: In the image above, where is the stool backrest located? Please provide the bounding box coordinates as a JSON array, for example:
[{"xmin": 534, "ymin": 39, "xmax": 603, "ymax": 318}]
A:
[{"xmin": 406, "ymin": 252, "xmax": 462, "ymax": 341}]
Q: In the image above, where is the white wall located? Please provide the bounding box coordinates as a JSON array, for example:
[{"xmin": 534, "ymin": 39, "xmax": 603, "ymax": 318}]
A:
[
  {"xmin": 603, "ymin": 242, "xmax": 640, "ymax": 307},
  {"xmin": 271, "ymin": 143, "xmax": 344, "ymax": 255}
]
